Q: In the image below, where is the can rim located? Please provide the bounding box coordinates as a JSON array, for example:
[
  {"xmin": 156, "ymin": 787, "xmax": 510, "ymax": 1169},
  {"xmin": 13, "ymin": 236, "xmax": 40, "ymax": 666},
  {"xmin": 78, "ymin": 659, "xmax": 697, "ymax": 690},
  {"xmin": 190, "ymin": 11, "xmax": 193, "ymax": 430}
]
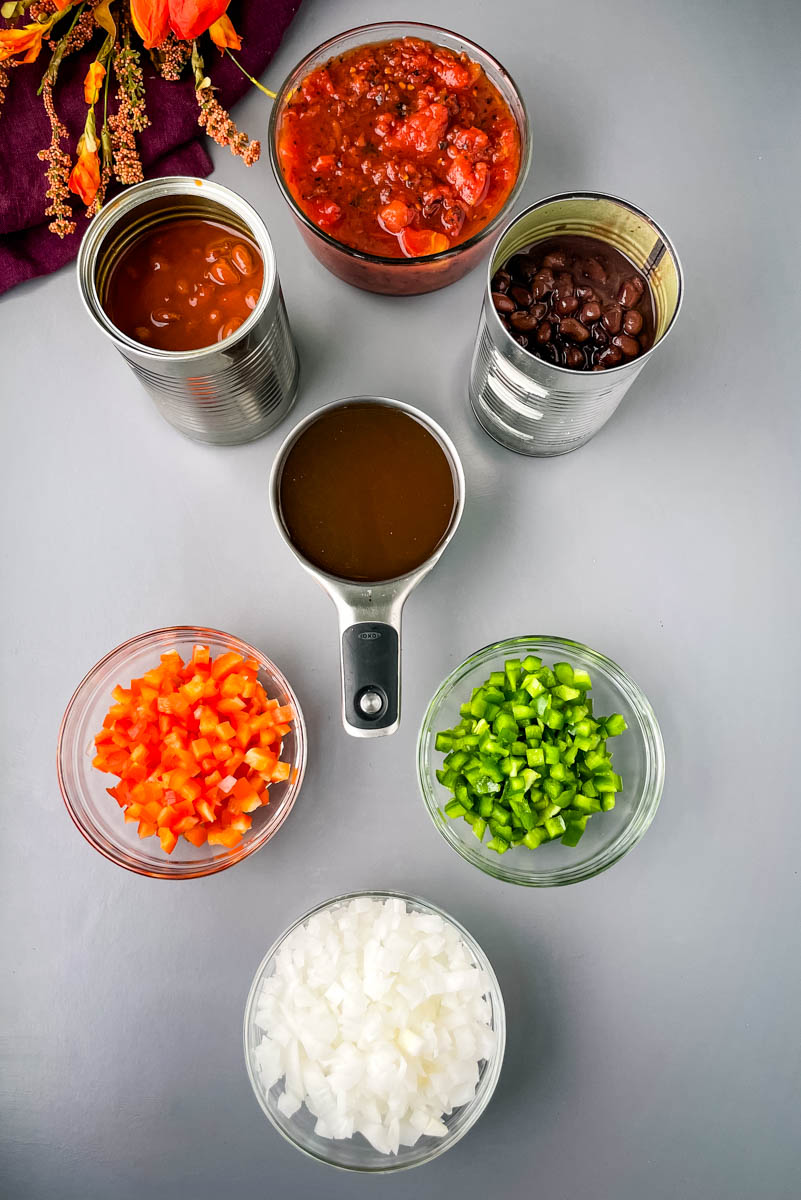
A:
[
  {"xmin": 76, "ymin": 177, "xmax": 278, "ymax": 362},
  {"xmin": 483, "ymin": 190, "xmax": 684, "ymax": 376}
]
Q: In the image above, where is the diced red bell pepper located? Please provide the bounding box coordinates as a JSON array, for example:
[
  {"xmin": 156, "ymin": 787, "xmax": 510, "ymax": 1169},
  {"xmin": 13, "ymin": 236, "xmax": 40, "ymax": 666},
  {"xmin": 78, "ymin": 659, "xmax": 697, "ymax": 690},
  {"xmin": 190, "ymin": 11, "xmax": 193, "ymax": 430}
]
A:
[
  {"xmin": 159, "ymin": 827, "xmax": 178, "ymax": 855},
  {"xmin": 211, "ymin": 651, "xmax": 244, "ymax": 681},
  {"xmin": 93, "ymin": 644, "xmax": 295, "ymax": 856}
]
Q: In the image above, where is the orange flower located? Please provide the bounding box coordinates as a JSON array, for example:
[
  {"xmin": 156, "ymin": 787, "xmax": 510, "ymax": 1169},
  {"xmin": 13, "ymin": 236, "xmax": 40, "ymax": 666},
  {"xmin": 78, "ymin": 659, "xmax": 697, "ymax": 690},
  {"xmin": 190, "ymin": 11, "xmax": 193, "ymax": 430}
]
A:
[
  {"xmin": 168, "ymin": 0, "xmax": 228, "ymax": 42},
  {"xmin": 84, "ymin": 61, "xmax": 106, "ymax": 105},
  {"xmin": 0, "ymin": 22, "xmax": 50, "ymax": 64},
  {"xmin": 209, "ymin": 13, "xmax": 241, "ymax": 50},
  {"xmin": 130, "ymin": 0, "xmax": 170, "ymax": 49},
  {"xmin": 68, "ymin": 138, "xmax": 101, "ymax": 207}
]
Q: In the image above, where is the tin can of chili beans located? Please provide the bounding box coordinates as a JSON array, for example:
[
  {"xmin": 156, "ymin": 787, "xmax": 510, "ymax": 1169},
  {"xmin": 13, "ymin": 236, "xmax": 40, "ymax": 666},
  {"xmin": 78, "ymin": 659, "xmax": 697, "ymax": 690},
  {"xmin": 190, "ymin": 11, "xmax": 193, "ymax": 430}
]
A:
[
  {"xmin": 77, "ymin": 177, "xmax": 299, "ymax": 446},
  {"xmin": 469, "ymin": 192, "xmax": 683, "ymax": 456}
]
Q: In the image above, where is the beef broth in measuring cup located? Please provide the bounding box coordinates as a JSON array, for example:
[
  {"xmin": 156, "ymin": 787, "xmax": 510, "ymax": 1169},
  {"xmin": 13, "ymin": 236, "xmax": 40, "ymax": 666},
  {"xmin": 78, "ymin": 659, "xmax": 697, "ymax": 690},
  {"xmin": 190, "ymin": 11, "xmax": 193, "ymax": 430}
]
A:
[{"xmin": 271, "ymin": 398, "xmax": 465, "ymax": 737}]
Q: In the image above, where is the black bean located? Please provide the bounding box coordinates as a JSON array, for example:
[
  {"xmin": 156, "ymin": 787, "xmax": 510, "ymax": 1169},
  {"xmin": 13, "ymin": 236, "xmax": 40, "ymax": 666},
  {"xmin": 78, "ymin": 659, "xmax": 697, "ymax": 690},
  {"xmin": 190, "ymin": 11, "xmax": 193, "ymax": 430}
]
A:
[
  {"xmin": 619, "ymin": 276, "xmax": 645, "ymax": 308},
  {"xmin": 543, "ymin": 250, "xmax": 568, "ymax": 269},
  {"xmin": 510, "ymin": 311, "xmax": 539, "ymax": 332},
  {"xmin": 556, "ymin": 295, "xmax": 580, "ymax": 315},
  {"xmin": 509, "ymin": 285, "xmax": 533, "ymax": 308},
  {"xmin": 584, "ymin": 257, "xmax": 608, "ymax": 284},
  {"xmin": 613, "ymin": 333, "xmax": 640, "ymax": 357},
  {"xmin": 492, "ymin": 291, "xmax": 516, "ymax": 314},
  {"xmin": 565, "ymin": 347, "xmax": 585, "ymax": 369},
  {"xmin": 576, "ymin": 286, "xmax": 596, "ymax": 302},
  {"xmin": 601, "ymin": 304, "xmax": 623, "ymax": 334},
  {"xmin": 508, "ymin": 253, "xmax": 538, "ymax": 279},
  {"xmin": 597, "ymin": 345, "xmax": 623, "ymax": 368},
  {"xmin": 559, "ymin": 317, "xmax": 590, "ymax": 342},
  {"xmin": 580, "ymin": 301, "xmax": 601, "ymax": 324},
  {"xmin": 535, "ymin": 321, "xmax": 552, "ymax": 344},
  {"xmin": 530, "ymin": 303, "xmax": 547, "ymax": 321},
  {"xmin": 554, "ymin": 272, "xmax": 575, "ymax": 298},
  {"xmin": 623, "ymin": 309, "xmax": 643, "ymax": 335}
]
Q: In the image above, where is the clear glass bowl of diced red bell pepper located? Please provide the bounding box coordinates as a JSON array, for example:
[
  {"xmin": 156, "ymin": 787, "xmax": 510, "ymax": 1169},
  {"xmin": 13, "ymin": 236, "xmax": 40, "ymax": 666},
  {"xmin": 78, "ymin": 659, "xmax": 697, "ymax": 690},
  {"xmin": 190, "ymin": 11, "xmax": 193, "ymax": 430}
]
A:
[
  {"xmin": 57, "ymin": 627, "xmax": 307, "ymax": 879},
  {"xmin": 417, "ymin": 636, "xmax": 664, "ymax": 887}
]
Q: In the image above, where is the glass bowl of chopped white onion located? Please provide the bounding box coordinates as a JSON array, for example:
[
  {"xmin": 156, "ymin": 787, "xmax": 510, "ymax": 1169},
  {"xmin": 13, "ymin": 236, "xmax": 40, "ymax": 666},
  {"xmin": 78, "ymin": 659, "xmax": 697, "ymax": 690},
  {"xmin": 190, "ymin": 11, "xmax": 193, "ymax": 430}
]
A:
[{"xmin": 243, "ymin": 890, "xmax": 505, "ymax": 1171}]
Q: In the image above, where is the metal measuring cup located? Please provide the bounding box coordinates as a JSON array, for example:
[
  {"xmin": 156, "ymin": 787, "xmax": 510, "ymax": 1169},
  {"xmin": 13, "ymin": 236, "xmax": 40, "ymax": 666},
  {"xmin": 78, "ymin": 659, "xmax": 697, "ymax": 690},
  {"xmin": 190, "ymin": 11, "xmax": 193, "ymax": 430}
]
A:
[
  {"xmin": 469, "ymin": 191, "xmax": 684, "ymax": 455},
  {"xmin": 77, "ymin": 177, "xmax": 300, "ymax": 445},
  {"xmin": 269, "ymin": 397, "xmax": 466, "ymax": 738}
]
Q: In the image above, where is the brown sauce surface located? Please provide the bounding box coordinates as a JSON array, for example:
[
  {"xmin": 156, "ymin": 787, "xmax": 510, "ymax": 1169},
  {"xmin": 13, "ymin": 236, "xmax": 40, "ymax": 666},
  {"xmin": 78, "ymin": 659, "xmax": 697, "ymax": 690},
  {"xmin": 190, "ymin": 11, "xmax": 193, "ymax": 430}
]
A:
[{"xmin": 279, "ymin": 403, "xmax": 457, "ymax": 583}]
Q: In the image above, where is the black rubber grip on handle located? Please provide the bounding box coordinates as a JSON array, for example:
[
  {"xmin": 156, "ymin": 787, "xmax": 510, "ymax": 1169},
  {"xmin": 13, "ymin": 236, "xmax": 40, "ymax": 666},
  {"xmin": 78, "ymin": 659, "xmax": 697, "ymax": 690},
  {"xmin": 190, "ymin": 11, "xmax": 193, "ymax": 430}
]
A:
[{"xmin": 341, "ymin": 622, "xmax": 399, "ymax": 732}]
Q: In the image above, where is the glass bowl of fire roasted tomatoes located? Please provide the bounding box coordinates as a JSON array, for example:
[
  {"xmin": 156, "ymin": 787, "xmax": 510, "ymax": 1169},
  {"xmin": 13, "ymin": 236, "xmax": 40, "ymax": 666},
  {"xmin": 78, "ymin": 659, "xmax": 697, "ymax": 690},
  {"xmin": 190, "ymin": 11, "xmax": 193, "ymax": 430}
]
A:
[
  {"xmin": 57, "ymin": 627, "xmax": 307, "ymax": 879},
  {"xmin": 269, "ymin": 22, "xmax": 531, "ymax": 295}
]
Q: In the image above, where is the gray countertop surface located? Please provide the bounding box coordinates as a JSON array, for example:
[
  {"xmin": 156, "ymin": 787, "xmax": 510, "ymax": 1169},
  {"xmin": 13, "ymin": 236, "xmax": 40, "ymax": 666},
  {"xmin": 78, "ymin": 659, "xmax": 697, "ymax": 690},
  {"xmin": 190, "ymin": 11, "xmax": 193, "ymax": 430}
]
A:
[{"xmin": 2, "ymin": 1, "xmax": 799, "ymax": 1196}]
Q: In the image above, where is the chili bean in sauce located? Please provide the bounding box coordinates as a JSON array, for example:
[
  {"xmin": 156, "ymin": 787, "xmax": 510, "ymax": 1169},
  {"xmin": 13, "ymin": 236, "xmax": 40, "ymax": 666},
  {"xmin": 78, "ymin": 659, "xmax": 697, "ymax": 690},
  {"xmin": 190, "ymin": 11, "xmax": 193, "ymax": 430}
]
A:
[
  {"xmin": 277, "ymin": 36, "xmax": 520, "ymax": 259},
  {"xmin": 103, "ymin": 218, "xmax": 263, "ymax": 352}
]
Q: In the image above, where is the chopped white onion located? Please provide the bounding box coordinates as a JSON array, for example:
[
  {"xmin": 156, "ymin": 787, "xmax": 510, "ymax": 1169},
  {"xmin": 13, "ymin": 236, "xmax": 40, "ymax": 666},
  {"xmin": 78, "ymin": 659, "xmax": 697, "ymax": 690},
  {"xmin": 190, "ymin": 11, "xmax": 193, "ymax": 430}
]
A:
[{"xmin": 253, "ymin": 897, "xmax": 495, "ymax": 1154}]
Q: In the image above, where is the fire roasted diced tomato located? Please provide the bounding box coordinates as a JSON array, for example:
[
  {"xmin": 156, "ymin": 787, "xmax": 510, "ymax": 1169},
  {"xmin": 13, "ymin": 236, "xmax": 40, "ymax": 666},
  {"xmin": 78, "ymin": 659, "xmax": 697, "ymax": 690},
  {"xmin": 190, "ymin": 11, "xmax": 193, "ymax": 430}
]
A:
[{"xmin": 276, "ymin": 36, "xmax": 520, "ymax": 260}]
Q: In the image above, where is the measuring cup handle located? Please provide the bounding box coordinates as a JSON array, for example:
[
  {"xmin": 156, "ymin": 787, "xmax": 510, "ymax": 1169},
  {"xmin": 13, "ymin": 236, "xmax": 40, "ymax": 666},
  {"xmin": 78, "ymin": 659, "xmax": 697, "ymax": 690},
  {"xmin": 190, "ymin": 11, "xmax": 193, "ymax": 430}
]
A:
[{"xmin": 340, "ymin": 621, "xmax": 400, "ymax": 736}]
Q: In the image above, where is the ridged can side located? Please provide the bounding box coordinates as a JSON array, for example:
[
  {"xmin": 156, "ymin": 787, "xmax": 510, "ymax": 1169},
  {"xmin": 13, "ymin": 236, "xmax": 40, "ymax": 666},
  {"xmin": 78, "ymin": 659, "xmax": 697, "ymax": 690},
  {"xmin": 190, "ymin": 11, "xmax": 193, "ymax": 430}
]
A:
[
  {"xmin": 123, "ymin": 291, "xmax": 299, "ymax": 446},
  {"xmin": 469, "ymin": 305, "xmax": 645, "ymax": 456}
]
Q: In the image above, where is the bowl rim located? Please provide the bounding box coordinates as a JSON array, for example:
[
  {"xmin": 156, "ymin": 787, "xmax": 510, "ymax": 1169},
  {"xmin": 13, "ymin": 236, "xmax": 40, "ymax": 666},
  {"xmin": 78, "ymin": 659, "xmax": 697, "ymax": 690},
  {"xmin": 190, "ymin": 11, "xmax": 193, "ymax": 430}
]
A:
[
  {"xmin": 417, "ymin": 636, "xmax": 665, "ymax": 887},
  {"xmin": 242, "ymin": 887, "xmax": 506, "ymax": 1172},
  {"xmin": 268, "ymin": 20, "xmax": 532, "ymax": 267},
  {"xmin": 56, "ymin": 625, "xmax": 307, "ymax": 880}
]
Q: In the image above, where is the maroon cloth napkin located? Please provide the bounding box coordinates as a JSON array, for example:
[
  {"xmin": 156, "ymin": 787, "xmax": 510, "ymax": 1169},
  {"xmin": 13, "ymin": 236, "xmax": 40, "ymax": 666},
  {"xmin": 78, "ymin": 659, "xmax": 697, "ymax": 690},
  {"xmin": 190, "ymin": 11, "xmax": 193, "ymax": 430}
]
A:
[{"xmin": 0, "ymin": 0, "xmax": 302, "ymax": 296}]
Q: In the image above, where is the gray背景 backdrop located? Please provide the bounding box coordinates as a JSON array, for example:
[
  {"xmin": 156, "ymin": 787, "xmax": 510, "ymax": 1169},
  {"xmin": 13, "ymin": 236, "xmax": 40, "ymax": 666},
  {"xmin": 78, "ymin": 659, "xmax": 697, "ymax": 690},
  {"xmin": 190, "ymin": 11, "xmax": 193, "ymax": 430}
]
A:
[{"xmin": 1, "ymin": 1, "xmax": 799, "ymax": 1197}]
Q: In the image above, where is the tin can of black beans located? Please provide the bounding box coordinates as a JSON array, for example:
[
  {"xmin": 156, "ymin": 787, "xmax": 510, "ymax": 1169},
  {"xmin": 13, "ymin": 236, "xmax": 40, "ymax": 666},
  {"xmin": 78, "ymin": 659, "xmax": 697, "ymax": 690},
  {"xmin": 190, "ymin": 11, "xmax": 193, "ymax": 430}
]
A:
[
  {"xmin": 77, "ymin": 177, "xmax": 300, "ymax": 446},
  {"xmin": 469, "ymin": 192, "xmax": 683, "ymax": 456}
]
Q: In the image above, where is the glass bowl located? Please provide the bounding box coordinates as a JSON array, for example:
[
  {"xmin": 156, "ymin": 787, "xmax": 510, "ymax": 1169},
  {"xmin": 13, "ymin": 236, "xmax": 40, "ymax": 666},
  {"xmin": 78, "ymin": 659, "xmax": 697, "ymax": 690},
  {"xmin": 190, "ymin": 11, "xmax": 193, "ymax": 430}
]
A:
[
  {"xmin": 243, "ymin": 889, "xmax": 505, "ymax": 1172},
  {"xmin": 57, "ymin": 626, "xmax": 307, "ymax": 879},
  {"xmin": 268, "ymin": 22, "xmax": 531, "ymax": 295},
  {"xmin": 418, "ymin": 637, "xmax": 664, "ymax": 886}
]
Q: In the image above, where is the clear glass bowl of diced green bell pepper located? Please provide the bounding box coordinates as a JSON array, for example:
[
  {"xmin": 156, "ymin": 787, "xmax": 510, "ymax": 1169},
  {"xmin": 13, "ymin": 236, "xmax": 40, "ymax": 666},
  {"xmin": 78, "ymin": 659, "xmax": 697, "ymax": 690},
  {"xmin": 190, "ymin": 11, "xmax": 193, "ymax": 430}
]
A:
[{"xmin": 417, "ymin": 637, "xmax": 664, "ymax": 886}]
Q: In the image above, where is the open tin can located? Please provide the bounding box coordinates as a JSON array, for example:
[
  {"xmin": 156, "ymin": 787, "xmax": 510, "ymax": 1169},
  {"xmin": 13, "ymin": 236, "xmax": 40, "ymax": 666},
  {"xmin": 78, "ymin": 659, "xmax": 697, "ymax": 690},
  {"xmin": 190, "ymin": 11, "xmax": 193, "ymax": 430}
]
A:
[
  {"xmin": 469, "ymin": 191, "xmax": 683, "ymax": 455},
  {"xmin": 77, "ymin": 177, "xmax": 300, "ymax": 445}
]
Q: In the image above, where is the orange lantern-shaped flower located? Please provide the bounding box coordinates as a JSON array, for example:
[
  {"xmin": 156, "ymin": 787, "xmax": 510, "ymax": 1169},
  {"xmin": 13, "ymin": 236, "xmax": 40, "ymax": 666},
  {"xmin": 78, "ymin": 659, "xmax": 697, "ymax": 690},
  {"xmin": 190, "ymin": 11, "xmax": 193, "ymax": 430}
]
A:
[
  {"xmin": 130, "ymin": 0, "xmax": 170, "ymax": 50},
  {"xmin": 69, "ymin": 138, "xmax": 101, "ymax": 207},
  {"xmin": 84, "ymin": 62, "xmax": 107, "ymax": 106},
  {"xmin": 168, "ymin": 0, "xmax": 229, "ymax": 42},
  {"xmin": 209, "ymin": 14, "xmax": 241, "ymax": 50},
  {"xmin": 0, "ymin": 22, "xmax": 50, "ymax": 64}
]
